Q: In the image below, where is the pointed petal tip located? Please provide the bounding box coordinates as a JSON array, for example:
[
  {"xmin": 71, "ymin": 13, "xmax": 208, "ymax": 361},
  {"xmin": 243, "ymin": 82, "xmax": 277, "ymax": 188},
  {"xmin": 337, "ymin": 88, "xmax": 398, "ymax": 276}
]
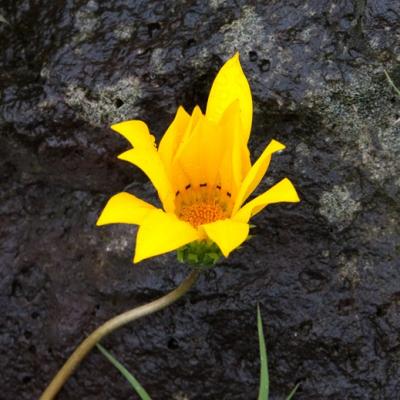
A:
[
  {"xmin": 292, "ymin": 192, "xmax": 301, "ymax": 202},
  {"xmin": 116, "ymin": 148, "xmax": 140, "ymax": 162},
  {"xmin": 233, "ymin": 177, "xmax": 300, "ymax": 222},
  {"xmin": 110, "ymin": 120, "xmax": 137, "ymax": 133},
  {"xmin": 110, "ymin": 122, "xmax": 128, "ymax": 139},
  {"xmin": 232, "ymin": 138, "xmax": 287, "ymax": 213},
  {"xmin": 110, "ymin": 120, "xmax": 147, "ymax": 129},
  {"xmin": 132, "ymin": 211, "xmax": 199, "ymax": 263},
  {"xmin": 110, "ymin": 121, "xmax": 121, "ymax": 131},
  {"xmin": 133, "ymin": 253, "xmax": 142, "ymax": 264},
  {"xmin": 95, "ymin": 192, "xmax": 157, "ymax": 227},
  {"xmin": 116, "ymin": 150, "xmax": 129, "ymax": 161},
  {"xmin": 227, "ymin": 52, "xmax": 242, "ymax": 70},
  {"xmin": 95, "ymin": 209, "xmax": 110, "ymax": 227},
  {"xmin": 220, "ymin": 249, "xmax": 230, "ymax": 258},
  {"xmin": 270, "ymin": 139, "xmax": 286, "ymax": 152},
  {"xmin": 96, "ymin": 218, "xmax": 104, "ymax": 226},
  {"xmin": 202, "ymin": 219, "xmax": 249, "ymax": 258},
  {"xmin": 282, "ymin": 177, "xmax": 301, "ymax": 202},
  {"xmin": 191, "ymin": 105, "xmax": 204, "ymax": 116},
  {"xmin": 177, "ymin": 105, "xmax": 188, "ymax": 114},
  {"xmin": 206, "ymin": 50, "xmax": 252, "ymax": 141}
]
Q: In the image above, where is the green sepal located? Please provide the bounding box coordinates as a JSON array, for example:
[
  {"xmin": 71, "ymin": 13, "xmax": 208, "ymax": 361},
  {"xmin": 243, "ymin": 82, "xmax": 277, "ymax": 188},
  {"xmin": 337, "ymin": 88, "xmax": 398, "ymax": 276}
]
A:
[{"xmin": 177, "ymin": 241, "xmax": 223, "ymax": 270}]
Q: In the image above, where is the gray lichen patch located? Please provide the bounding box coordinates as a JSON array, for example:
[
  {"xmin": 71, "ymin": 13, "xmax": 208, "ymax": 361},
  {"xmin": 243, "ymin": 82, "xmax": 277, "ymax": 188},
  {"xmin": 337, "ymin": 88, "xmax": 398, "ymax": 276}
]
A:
[
  {"xmin": 150, "ymin": 47, "xmax": 186, "ymax": 76},
  {"xmin": 218, "ymin": 6, "xmax": 268, "ymax": 56},
  {"xmin": 113, "ymin": 24, "xmax": 135, "ymax": 40},
  {"xmin": 337, "ymin": 253, "xmax": 361, "ymax": 287},
  {"xmin": 64, "ymin": 77, "xmax": 143, "ymax": 126},
  {"xmin": 358, "ymin": 124, "xmax": 400, "ymax": 184},
  {"xmin": 150, "ymin": 47, "xmax": 170, "ymax": 75},
  {"xmin": 104, "ymin": 232, "xmax": 132, "ymax": 254},
  {"xmin": 319, "ymin": 185, "xmax": 361, "ymax": 230},
  {"xmin": 208, "ymin": 0, "xmax": 226, "ymax": 10},
  {"xmin": 314, "ymin": 66, "xmax": 400, "ymax": 187},
  {"xmin": 74, "ymin": 0, "xmax": 100, "ymax": 38}
]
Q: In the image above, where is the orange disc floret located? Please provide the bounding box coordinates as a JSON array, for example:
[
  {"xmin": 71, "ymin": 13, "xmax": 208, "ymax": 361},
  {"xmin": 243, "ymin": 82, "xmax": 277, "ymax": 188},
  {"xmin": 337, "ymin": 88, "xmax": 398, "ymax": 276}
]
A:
[{"xmin": 178, "ymin": 201, "xmax": 226, "ymax": 227}]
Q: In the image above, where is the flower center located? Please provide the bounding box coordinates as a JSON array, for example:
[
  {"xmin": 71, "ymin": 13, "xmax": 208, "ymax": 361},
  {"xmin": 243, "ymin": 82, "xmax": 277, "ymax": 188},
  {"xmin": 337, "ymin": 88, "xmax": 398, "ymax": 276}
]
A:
[
  {"xmin": 179, "ymin": 201, "xmax": 225, "ymax": 227},
  {"xmin": 175, "ymin": 184, "xmax": 231, "ymax": 227}
]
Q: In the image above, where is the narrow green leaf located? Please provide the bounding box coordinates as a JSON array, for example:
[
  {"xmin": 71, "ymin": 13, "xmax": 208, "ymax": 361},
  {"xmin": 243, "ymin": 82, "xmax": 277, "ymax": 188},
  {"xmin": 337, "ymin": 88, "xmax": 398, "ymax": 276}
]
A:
[
  {"xmin": 384, "ymin": 70, "xmax": 400, "ymax": 98},
  {"xmin": 96, "ymin": 343, "xmax": 152, "ymax": 400},
  {"xmin": 257, "ymin": 304, "xmax": 269, "ymax": 400},
  {"xmin": 286, "ymin": 383, "xmax": 300, "ymax": 400}
]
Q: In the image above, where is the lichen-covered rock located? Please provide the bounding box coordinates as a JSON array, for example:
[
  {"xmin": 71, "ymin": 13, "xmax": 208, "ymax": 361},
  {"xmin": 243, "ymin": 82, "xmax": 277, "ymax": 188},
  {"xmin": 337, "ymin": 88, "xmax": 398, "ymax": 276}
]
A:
[{"xmin": 1, "ymin": 1, "xmax": 399, "ymax": 399}]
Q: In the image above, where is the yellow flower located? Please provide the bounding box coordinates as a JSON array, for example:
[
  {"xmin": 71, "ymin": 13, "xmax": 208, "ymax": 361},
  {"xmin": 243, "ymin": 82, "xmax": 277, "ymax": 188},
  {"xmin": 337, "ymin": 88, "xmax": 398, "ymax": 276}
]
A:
[{"xmin": 97, "ymin": 53, "xmax": 299, "ymax": 263}]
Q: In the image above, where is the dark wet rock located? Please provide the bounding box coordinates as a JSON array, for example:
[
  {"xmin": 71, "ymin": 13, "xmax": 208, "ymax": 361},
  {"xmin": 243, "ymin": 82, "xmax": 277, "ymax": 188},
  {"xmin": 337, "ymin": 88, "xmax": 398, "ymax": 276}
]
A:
[{"xmin": 1, "ymin": 1, "xmax": 399, "ymax": 399}]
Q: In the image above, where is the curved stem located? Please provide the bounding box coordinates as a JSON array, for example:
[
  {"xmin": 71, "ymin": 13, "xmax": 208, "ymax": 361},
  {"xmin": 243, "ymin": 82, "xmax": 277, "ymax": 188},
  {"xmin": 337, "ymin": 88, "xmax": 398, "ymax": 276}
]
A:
[{"xmin": 39, "ymin": 270, "xmax": 200, "ymax": 400}]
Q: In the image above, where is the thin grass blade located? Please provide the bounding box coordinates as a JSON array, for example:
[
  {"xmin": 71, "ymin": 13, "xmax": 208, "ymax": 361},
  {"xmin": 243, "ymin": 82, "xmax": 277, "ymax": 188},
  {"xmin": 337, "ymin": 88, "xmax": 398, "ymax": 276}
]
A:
[
  {"xmin": 384, "ymin": 70, "xmax": 400, "ymax": 97},
  {"xmin": 96, "ymin": 343, "xmax": 152, "ymax": 400},
  {"xmin": 286, "ymin": 383, "xmax": 300, "ymax": 400},
  {"xmin": 257, "ymin": 304, "xmax": 269, "ymax": 400}
]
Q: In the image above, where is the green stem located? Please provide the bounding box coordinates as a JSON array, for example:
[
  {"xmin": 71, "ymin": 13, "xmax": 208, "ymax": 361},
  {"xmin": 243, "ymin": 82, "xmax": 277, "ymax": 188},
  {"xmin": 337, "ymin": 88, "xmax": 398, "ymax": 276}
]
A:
[
  {"xmin": 39, "ymin": 270, "xmax": 200, "ymax": 400},
  {"xmin": 384, "ymin": 70, "xmax": 400, "ymax": 97}
]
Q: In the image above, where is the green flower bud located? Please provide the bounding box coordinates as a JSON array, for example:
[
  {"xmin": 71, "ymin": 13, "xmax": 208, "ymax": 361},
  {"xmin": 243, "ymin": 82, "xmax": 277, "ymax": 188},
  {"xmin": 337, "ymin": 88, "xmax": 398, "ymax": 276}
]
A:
[{"xmin": 177, "ymin": 241, "xmax": 223, "ymax": 270}]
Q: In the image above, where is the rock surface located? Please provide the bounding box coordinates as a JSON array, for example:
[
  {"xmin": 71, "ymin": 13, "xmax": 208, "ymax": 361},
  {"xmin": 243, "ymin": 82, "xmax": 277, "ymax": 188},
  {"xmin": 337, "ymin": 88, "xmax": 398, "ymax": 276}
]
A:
[{"xmin": 1, "ymin": 1, "xmax": 400, "ymax": 399}]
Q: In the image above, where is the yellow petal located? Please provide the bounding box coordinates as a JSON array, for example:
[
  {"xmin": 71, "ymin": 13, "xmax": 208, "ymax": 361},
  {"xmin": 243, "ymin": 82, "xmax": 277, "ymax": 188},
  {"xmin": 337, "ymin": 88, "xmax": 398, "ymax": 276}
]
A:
[
  {"xmin": 173, "ymin": 106, "xmax": 203, "ymax": 162},
  {"xmin": 134, "ymin": 210, "xmax": 200, "ymax": 263},
  {"xmin": 206, "ymin": 53, "xmax": 253, "ymax": 143},
  {"xmin": 158, "ymin": 106, "xmax": 191, "ymax": 170},
  {"xmin": 232, "ymin": 139, "xmax": 285, "ymax": 214},
  {"xmin": 202, "ymin": 219, "xmax": 249, "ymax": 257},
  {"xmin": 174, "ymin": 112, "xmax": 223, "ymax": 188},
  {"xmin": 240, "ymin": 144, "xmax": 252, "ymax": 181},
  {"xmin": 233, "ymin": 178, "xmax": 300, "ymax": 223},
  {"xmin": 118, "ymin": 148, "xmax": 175, "ymax": 212},
  {"xmin": 217, "ymin": 101, "xmax": 250, "ymax": 197},
  {"xmin": 165, "ymin": 106, "xmax": 205, "ymax": 190},
  {"xmin": 111, "ymin": 120, "xmax": 156, "ymax": 149},
  {"xmin": 97, "ymin": 192, "xmax": 156, "ymax": 226}
]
